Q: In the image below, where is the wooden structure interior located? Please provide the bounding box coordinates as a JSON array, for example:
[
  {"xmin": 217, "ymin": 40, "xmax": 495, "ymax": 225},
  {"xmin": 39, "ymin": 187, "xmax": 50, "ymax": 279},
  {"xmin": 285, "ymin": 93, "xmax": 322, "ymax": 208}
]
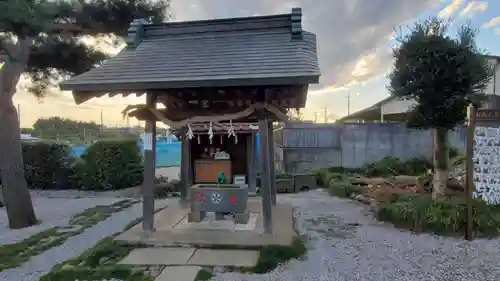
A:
[
  {"xmin": 59, "ymin": 8, "xmax": 320, "ymax": 235},
  {"xmin": 172, "ymin": 123, "xmax": 259, "ymax": 186}
]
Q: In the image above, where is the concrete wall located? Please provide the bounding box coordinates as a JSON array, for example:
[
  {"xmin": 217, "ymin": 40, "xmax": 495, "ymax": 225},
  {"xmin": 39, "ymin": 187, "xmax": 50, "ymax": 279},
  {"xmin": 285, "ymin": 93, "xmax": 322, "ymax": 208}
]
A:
[{"xmin": 281, "ymin": 123, "xmax": 467, "ymax": 173}]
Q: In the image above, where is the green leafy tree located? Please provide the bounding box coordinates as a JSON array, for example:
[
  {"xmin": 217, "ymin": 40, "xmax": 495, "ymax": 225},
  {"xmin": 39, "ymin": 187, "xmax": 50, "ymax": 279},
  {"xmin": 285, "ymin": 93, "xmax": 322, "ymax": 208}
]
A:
[
  {"xmin": 0, "ymin": 0, "xmax": 170, "ymax": 229},
  {"xmin": 388, "ymin": 18, "xmax": 492, "ymax": 198}
]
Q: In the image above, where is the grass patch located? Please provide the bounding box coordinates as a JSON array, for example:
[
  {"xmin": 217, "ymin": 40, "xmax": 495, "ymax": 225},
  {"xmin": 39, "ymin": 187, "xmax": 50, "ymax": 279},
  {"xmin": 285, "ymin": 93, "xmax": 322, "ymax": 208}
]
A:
[
  {"xmin": 41, "ymin": 204, "xmax": 169, "ymax": 281},
  {"xmin": 251, "ymin": 236, "xmax": 307, "ymax": 274},
  {"xmin": 377, "ymin": 193, "xmax": 500, "ymax": 237},
  {"xmin": 195, "ymin": 268, "xmax": 214, "ymax": 281},
  {"xmin": 39, "ymin": 265, "xmax": 153, "ymax": 281},
  {"xmin": 42, "ymin": 237, "xmax": 150, "ymax": 281},
  {"xmin": 0, "ymin": 199, "xmax": 138, "ymax": 272},
  {"xmin": 69, "ymin": 199, "xmax": 138, "ymax": 227},
  {"xmin": 0, "ymin": 228, "xmax": 72, "ymax": 271}
]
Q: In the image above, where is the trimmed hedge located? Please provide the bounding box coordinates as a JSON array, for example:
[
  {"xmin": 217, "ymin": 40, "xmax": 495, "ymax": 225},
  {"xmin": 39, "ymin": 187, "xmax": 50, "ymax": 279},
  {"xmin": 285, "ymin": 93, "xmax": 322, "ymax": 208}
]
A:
[
  {"xmin": 378, "ymin": 194, "xmax": 500, "ymax": 237},
  {"xmin": 74, "ymin": 138, "xmax": 143, "ymax": 190},
  {"xmin": 22, "ymin": 141, "xmax": 74, "ymax": 189}
]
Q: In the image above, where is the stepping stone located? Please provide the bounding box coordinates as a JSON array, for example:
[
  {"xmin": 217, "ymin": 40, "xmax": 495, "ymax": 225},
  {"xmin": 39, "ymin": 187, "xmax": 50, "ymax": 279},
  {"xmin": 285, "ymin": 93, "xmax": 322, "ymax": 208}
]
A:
[
  {"xmin": 187, "ymin": 249, "xmax": 259, "ymax": 267},
  {"xmin": 155, "ymin": 266, "xmax": 202, "ymax": 281},
  {"xmin": 118, "ymin": 247, "xmax": 195, "ymax": 265}
]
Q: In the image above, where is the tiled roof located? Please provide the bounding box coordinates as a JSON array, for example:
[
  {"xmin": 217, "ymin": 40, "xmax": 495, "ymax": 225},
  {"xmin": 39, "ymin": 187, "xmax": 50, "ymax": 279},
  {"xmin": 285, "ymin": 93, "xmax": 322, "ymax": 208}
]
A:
[{"xmin": 60, "ymin": 8, "xmax": 320, "ymax": 92}]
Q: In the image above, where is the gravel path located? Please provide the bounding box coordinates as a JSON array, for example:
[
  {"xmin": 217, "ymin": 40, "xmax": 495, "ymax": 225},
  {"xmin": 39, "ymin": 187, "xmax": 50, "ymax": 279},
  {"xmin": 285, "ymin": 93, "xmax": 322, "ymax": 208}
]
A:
[
  {"xmin": 213, "ymin": 190, "xmax": 500, "ymax": 281},
  {"xmin": 29, "ymin": 188, "xmax": 142, "ymax": 199},
  {"xmin": 0, "ymin": 199, "xmax": 171, "ymax": 281},
  {"xmin": 0, "ymin": 197, "xmax": 123, "ymax": 245}
]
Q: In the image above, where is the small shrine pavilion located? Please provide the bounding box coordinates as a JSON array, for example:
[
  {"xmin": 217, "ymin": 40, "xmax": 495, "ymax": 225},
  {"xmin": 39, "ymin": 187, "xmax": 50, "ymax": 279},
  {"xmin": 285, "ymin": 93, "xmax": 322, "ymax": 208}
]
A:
[{"xmin": 59, "ymin": 8, "xmax": 320, "ymax": 234}]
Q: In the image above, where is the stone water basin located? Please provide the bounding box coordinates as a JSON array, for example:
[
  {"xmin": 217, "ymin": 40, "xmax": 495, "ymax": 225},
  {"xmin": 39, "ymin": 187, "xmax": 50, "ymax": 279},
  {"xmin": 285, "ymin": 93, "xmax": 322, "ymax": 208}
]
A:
[{"xmin": 189, "ymin": 184, "xmax": 248, "ymax": 213}]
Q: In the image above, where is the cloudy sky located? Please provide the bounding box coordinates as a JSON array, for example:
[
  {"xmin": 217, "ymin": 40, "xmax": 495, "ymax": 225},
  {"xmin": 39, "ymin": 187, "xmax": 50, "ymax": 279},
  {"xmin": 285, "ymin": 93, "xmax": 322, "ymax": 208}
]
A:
[{"xmin": 14, "ymin": 0, "xmax": 500, "ymax": 127}]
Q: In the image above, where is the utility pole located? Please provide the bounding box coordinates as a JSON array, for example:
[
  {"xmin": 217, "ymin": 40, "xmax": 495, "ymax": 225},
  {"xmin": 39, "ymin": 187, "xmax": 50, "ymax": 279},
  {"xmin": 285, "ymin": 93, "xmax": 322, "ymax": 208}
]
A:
[
  {"xmin": 323, "ymin": 106, "xmax": 328, "ymax": 123},
  {"xmin": 17, "ymin": 104, "xmax": 21, "ymax": 123},
  {"xmin": 347, "ymin": 92, "xmax": 351, "ymax": 115},
  {"xmin": 313, "ymin": 112, "xmax": 318, "ymax": 123},
  {"xmin": 100, "ymin": 108, "xmax": 104, "ymax": 127}
]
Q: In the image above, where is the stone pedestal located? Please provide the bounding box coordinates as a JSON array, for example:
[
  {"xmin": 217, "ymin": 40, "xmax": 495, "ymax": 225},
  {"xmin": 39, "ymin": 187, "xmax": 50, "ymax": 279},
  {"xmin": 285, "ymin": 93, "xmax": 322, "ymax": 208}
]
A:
[
  {"xmin": 188, "ymin": 211, "xmax": 206, "ymax": 222},
  {"xmin": 215, "ymin": 212, "xmax": 225, "ymax": 221},
  {"xmin": 234, "ymin": 212, "xmax": 250, "ymax": 224}
]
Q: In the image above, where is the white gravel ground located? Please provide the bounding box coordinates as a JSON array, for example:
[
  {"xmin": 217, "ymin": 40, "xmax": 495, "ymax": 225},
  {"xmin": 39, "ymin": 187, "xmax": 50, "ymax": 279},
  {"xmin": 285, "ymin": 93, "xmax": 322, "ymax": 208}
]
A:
[
  {"xmin": 213, "ymin": 190, "xmax": 500, "ymax": 281},
  {"xmin": 5, "ymin": 190, "xmax": 500, "ymax": 281},
  {"xmin": 0, "ymin": 199, "xmax": 171, "ymax": 281},
  {"xmin": 0, "ymin": 197, "xmax": 123, "ymax": 245}
]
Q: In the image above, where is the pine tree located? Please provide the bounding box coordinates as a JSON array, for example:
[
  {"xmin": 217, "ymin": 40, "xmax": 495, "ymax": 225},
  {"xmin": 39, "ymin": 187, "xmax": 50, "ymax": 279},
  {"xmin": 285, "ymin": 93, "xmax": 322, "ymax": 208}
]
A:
[{"xmin": 0, "ymin": 0, "xmax": 170, "ymax": 228}]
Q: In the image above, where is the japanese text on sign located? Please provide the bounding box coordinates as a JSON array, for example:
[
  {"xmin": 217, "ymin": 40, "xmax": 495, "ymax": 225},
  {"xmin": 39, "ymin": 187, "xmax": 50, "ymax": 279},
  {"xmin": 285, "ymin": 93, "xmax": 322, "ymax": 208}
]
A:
[
  {"xmin": 194, "ymin": 190, "xmax": 207, "ymax": 202},
  {"xmin": 229, "ymin": 193, "xmax": 237, "ymax": 205}
]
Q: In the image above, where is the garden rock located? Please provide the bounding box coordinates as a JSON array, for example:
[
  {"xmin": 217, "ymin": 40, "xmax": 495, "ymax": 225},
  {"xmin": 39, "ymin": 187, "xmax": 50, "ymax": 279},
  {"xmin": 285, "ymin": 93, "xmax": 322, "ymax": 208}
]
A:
[{"xmin": 448, "ymin": 163, "xmax": 465, "ymax": 191}]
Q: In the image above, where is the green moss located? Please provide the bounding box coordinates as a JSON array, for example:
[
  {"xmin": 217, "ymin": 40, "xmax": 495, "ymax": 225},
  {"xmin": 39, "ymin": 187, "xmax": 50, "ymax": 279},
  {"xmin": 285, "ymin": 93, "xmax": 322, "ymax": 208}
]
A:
[
  {"xmin": 39, "ymin": 265, "xmax": 153, "ymax": 281},
  {"xmin": 195, "ymin": 268, "xmax": 214, "ymax": 280},
  {"xmin": 0, "ymin": 228, "xmax": 71, "ymax": 271},
  {"xmin": 44, "ymin": 237, "xmax": 150, "ymax": 281},
  {"xmin": 251, "ymin": 236, "xmax": 307, "ymax": 274},
  {"xmin": 69, "ymin": 199, "xmax": 138, "ymax": 227},
  {"xmin": 0, "ymin": 200, "xmax": 138, "ymax": 272}
]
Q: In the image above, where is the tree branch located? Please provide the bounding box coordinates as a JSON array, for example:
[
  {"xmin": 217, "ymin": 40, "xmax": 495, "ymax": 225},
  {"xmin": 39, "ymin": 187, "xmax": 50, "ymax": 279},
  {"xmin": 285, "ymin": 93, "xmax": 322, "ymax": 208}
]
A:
[
  {"xmin": 0, "ymin": 35, "xmax": 16, "ymax": 57},
  {"xmin": 25, "ymin": 34, "xmax": 107, "ymax": 97}
]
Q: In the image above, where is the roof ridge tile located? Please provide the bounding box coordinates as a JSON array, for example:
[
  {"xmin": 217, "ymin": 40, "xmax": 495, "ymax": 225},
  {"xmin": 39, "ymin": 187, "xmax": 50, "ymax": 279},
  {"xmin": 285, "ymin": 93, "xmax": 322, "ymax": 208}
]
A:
[{"xmin": 139, "ymin": 8, "xmax": 302, "ymax": 39}]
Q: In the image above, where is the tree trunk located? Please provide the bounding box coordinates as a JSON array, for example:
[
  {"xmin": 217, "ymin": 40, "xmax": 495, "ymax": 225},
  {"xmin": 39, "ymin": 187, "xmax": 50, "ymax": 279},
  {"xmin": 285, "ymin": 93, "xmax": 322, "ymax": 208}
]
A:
[
  {"xmin": 432, "ymin": 127, "xmax": 448, "ymax": 199},
  {"xmin": 0, "ymin": 38, "xmax": 37, "ymax": 228}
]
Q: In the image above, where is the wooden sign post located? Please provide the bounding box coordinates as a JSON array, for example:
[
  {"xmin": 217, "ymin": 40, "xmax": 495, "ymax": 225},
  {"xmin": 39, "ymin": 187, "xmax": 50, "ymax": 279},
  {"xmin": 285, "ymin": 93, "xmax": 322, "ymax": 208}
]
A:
[
  {"xmin": 465, "ymin": 106, "xmax": 475, "ymax": 241},
  {"xmin": 465, "ymin": 107, "xmax": 500, "ymax": 240}
]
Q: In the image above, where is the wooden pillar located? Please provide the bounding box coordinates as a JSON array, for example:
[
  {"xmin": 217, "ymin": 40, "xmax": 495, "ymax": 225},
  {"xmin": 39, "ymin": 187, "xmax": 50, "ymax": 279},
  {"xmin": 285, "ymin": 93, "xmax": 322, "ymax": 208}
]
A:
[
  {"xmin": 187, "ymin": 139, "xmax": 193, "ymax": 187},
  {"xmin": 258, "ymin": 114, "xmax": 273, "ymax": 234},
  {"xmin": 246, "ymin": 133, "xmax": 257, "ymax": 192},
  {"xmin": 142, "ymin": 93, "xmax": 157, "ymax": 232},
  {"xmin": 267, "ymin": 121, "xmax": 276, "ymax": 205},
  {"xmin": 180, "ymin": 134, "xmax": 191, "ymax": 201}
]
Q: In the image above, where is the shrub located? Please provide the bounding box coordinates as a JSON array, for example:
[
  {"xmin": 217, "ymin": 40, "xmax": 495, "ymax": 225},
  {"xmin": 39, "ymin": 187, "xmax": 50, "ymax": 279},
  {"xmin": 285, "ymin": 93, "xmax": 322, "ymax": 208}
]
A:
[
  {"xmin": 155, "ymin": 175, "xmax": 169, "ymax": 184},
  {"xmin": 154, "ymin": 179, "xmax": 180, "ymax": 198},
  {"xmin": 21, "ymin": 141, "xmax": 75, "ymax": 189},
  {"xmin": 448, "ymin": 146, "xmax": 461, "ymax": 159},
  {"xmin": 327, "ymin": 166, "xmax": 363, "ymax": 174},
  {"xmin": 328, "ymin": 180, "xmax": 363, "ymax": 198},
  {"xmin": 362, "ymin": 156, "xmax": 431, "ymax": 177},
  {"xmin": 377, "ymin": 194, "xmax": 500, "ymax": 237},
  {"xmin": 312, "ymin": 168, "xmax": 328, "ymax": 186},
  {"xmin": 75, "ymin": 138, "xmax": 143, "ymax": 190},
  {"xmin": 276, "ymin": 173, "xmax": 292, "ymax": 179}
]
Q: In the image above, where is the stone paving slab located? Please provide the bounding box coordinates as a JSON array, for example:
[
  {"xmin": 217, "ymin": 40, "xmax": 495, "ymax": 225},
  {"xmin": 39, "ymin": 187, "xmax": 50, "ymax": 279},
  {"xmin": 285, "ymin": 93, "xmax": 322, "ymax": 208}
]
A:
[
  {"xmin": 155, "ymin": 266, "xmax": 201, "ymax": 281},
  {"xmin": 118, "ymin": 247, "xmax": 195, "ymax": 265},
  {"xmin": 188, "ymin": 249, "xmax": 260, "ymax": 267}
]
